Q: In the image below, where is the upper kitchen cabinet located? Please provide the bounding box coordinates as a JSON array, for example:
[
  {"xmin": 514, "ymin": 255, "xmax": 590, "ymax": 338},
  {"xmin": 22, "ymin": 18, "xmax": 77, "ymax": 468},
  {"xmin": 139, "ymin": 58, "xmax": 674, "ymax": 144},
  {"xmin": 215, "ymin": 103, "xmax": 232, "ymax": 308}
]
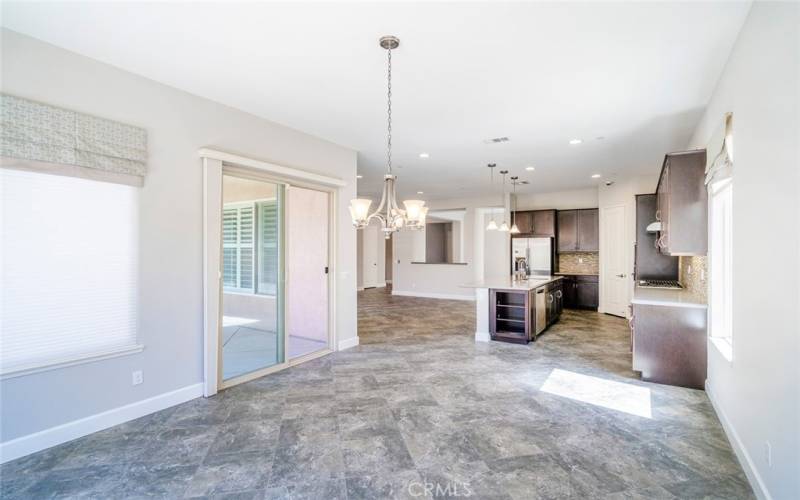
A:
[
  {"xmin": 655, "ymin": 150, "xmax": 708, "ymax": 256},
  {"xmin": 511, "ymin": 209, "xmax": 556, "ymax": 238},
  {"xmin": 513, "ymin": 210, "xmax": 533, "ymax": 235},
  {"xmin": 531, "ymin": 210, "xmax": 556, "ymax": 237},
  {"xmin": 557, "ymin": 208, "xmax": 598, "ymax": 252}
]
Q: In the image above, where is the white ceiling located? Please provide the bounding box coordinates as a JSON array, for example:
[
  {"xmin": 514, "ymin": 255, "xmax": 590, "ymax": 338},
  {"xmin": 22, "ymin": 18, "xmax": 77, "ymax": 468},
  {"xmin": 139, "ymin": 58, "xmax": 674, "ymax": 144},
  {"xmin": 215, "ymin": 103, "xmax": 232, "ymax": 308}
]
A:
[{"xmin": 1, "ymin": 1, "xmax": 751, "ymax": 200}]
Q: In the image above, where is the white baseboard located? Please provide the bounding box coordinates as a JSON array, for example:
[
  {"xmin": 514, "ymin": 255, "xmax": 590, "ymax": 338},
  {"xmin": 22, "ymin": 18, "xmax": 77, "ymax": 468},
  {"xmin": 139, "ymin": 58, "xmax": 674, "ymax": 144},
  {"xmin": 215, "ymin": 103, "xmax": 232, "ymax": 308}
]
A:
[
  {"xmin": 0, "ymin": 383, "xmax": 203, "ymax": 464},
  {"xmin": 357, "ymin": 286, "xmax": 365, "ymax": 291},
  {"xmin": 386, "ymin": 280, "xmax": 393, "ymax": 284},
  {"xmin": 706, "ymin": 381, "xmax": 771, "ymax": 500},
  {"xmin": 375, "ymin": 282, "xmax": 386, "ymax": 288},
  {"xmin": 337, "ymin": 336, "xmax": 359, "ymax": 351},
  {"xmin": 475, "ymin": 331, "xmax": 491, "ymax": 342},
  {"xmin": 391, "ymin": 290, "xmax": 476, "ymax": 301}
]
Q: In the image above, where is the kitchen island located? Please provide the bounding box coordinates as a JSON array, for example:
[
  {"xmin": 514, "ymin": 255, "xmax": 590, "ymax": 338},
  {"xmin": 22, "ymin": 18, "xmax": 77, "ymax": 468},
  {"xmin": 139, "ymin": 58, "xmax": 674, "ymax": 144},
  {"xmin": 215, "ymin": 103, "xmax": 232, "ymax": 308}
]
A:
[{"xmin": 462, "ymin": 276, "xmax": 564, "ymax": 343}]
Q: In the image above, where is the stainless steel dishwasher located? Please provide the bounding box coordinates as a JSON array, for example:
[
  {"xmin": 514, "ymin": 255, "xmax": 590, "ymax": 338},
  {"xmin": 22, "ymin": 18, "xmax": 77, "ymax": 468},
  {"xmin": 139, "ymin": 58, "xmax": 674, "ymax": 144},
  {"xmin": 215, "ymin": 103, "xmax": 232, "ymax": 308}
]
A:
[{"xmin": 534, "ymin": 288, "xmax": 547, "ymax": 338}]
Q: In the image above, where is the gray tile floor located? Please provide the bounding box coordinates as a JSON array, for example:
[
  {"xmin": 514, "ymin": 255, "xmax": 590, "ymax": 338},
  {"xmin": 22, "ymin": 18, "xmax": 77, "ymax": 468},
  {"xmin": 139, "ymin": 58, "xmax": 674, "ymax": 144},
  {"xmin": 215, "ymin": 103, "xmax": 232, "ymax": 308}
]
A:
[{"xmin": 1, "ymin": 287, "xmax": 753, "ymax": 499}]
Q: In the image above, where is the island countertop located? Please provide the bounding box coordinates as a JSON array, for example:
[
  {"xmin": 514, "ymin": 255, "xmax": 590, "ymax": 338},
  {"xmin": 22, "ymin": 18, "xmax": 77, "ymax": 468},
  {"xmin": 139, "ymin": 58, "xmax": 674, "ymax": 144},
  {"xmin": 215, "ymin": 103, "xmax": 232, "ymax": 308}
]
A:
[{"xmin": 461, "ymin": 275, "xmax": 563, "ymax": 291}]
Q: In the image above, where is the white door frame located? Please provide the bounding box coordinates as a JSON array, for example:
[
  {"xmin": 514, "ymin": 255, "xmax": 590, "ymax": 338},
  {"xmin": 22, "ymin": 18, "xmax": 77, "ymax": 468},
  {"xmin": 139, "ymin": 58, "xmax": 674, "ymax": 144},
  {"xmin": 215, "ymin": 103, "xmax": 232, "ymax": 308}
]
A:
[{"xmin": 200, "ymin": 149, "xmax": 345, "ymax": 397}]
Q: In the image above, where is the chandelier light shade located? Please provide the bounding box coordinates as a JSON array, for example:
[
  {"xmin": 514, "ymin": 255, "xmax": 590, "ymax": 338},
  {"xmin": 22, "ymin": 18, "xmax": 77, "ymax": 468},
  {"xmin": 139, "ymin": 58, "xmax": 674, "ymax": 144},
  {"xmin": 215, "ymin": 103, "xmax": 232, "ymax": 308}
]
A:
[
  {"xmin": 486, "ymin": 219, "xmax": 498, "ymax": 231},
  {"xmin": 349, "ymin": 36, "xmax": 425, "ymax": 238}
]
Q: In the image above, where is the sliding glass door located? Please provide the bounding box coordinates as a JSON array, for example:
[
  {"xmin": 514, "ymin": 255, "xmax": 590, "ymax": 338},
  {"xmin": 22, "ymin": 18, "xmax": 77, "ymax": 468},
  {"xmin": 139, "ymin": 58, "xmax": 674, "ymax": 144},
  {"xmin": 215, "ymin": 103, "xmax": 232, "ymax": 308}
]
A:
[{"xmin": 220, "ymin": 173, "xmax": 284, "ymax": 382}]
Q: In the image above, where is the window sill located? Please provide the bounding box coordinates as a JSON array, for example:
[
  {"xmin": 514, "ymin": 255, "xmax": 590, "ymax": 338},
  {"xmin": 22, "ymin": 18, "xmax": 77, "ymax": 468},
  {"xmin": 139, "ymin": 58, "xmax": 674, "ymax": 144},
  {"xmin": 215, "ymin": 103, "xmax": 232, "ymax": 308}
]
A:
[
  {"xmin": 0, "ymin": 344, "xmax": 145, "ymax": 380},
  {"xmin": 710, "ymin": 337, "xmax": 733, "ymax": 363}
]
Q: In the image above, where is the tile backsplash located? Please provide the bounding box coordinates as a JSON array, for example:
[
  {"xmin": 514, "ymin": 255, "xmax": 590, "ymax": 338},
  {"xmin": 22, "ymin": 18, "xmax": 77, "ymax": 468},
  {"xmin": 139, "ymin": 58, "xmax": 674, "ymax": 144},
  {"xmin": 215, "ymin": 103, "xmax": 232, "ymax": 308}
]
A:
[
  {"xmin": 558, "ymin": 252, "xmax": 599, "ymax": 274},
  {"xmin": 680, "ymin": 255, "xmax": 708, "ymax": 302}
]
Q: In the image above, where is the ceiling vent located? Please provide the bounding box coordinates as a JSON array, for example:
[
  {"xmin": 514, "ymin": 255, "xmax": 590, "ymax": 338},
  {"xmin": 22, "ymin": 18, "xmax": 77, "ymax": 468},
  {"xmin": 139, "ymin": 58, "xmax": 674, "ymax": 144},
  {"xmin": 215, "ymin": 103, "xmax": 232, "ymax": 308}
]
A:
[{"xmin": 484, "ymin": 137, "xmax": 510, "ymax": 144}]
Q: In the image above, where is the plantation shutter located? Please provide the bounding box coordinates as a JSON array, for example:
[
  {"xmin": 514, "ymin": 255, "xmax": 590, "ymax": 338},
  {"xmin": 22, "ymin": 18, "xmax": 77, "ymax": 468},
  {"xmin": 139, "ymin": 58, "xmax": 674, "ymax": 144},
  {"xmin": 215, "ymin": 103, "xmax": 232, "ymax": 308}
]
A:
[
  {"xmin": 222, "ymin": 203, "xmax": 255, "ymax": 292},
  {"xmin": 258, "ymin": 200, "xmax": 279, "ymax": 295}
]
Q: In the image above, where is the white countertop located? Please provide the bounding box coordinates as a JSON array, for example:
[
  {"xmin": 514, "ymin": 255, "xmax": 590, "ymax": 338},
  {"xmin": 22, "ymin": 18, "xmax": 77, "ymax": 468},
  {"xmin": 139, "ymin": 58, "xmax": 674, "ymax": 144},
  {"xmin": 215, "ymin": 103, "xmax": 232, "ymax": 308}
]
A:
[
  {"xmin": 632, "ymin": 286, "xmax": 707, "ymax": 309},
  {"xmin": 461, "ymin": 275, "xmax": 563, "ymax": 291}
]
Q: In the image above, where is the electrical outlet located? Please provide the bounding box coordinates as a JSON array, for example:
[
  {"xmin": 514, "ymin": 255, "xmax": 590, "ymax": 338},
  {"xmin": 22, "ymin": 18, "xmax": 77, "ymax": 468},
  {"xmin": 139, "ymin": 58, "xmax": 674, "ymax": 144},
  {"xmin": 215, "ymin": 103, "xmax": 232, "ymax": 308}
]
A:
[
  {"xmin": 765, "ymin": 441, "xmax": 772, "ymax": 467},
  {"xmin": 700, "ymin": 269, "xmax": 706, "ymax": 281},
  {"xmin": 578, "ymin": 257, "xmax": 584, "ymax": 264},
  {"xmin": 132, "ymin": 370, "xmax": 143, "ymax": 386},
  {"xmin": 687, "ymin": 265, "xmax": 693, "ymax": 275}
]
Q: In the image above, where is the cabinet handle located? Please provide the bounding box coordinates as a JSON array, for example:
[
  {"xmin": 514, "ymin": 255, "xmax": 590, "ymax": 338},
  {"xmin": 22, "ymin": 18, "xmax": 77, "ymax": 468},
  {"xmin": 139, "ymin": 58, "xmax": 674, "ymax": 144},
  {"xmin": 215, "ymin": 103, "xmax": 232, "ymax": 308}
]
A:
[
  {"xmin": 655, "ymin": 209, "xmax": 661, "ymax": 222},
  {"xmin": 556, "ymin": 290, "xmax": 562, "ymax": 298},
  {"xmin": 547, "ymin": 294, "xmax": 553, "ymax": 303}
]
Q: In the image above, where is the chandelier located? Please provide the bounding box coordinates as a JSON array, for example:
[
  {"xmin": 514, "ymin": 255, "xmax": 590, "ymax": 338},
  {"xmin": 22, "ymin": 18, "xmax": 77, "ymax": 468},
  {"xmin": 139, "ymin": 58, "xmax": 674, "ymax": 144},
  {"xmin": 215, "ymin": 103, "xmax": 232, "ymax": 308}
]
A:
[{"xmin": 350, "ymin": 36, "xmax": 427, "ymax": 238}]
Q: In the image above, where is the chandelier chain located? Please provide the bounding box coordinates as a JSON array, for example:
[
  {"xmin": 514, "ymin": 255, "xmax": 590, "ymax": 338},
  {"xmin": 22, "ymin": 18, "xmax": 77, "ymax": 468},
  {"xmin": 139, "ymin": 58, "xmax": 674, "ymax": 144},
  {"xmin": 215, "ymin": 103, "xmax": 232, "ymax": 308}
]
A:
[{"xmin": 387, "ymin": 47, "xmax": 392, "ymax": 175}]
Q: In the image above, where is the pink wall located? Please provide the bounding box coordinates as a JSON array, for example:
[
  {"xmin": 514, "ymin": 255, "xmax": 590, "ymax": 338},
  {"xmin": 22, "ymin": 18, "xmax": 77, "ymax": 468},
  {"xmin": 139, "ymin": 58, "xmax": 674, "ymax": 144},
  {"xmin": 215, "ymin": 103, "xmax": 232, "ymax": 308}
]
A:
[{"xmin": 287, "ymin": 187, "xmax": 329, "ymax": 343}]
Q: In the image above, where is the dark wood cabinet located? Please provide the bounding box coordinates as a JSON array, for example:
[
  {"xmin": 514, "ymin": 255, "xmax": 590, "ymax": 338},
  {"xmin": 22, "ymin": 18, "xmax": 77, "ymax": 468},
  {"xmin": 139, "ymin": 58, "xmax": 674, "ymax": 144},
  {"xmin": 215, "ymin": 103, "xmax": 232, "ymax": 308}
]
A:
[
  {"xmin": 510, "ymin": 209, "xmax": 556, "ymax": 237},
  {"xmin": 632, "ymin": 302, "xmax": 707, "ymax": 389},
  {"xmin": 531, "ymin": 210, "xmax": 556, "ymax": 237},
  {"xmin": 513, "ymin": 211, "xmax": 533, "ymax": 235},
  {"xmin": 489, "ymin": 289, "xmax": 532, "ymax": 344},
  {"xmin": 557, "ymin": 211, "xmax": 577, "ymax": 252},
  {"xmin": 556, "ymin": 209, "xmax": 598, "ymax": 252},
  {"xmin": 576, "ymin": 281, "xmax": 599, "ymax": 309},
  {"xmin": 560, "ymin": 275, "xmax": 598, "ymax": 310},
  {"xmin": 577, "ymin": 209, "xmax": 599, "ymax": 251},
  {"xmin": 655, "ymin": 150, "xmax": 707, "ymax": 256},
  {"xmin": 546, "ymin": 280, "xmax": 563, "ymax": 326}
]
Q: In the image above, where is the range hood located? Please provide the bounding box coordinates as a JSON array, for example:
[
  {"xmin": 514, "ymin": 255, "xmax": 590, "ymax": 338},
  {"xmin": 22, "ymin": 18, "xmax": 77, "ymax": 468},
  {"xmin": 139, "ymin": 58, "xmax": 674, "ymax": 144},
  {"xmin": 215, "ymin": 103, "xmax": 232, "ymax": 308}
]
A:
[{"xmin": 646, "ymin": 221, "xmax": 662, "ymax": 233}]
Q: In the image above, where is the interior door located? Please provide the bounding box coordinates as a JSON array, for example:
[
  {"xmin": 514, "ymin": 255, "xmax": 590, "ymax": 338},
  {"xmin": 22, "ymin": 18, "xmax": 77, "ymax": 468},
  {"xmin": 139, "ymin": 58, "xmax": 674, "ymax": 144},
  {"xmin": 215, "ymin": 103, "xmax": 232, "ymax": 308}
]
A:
[
  {"xmin": 601, "ymin": 205, "xmax": 629, "ymax": 317},
  {"xmin": 362, "ymin": 220, "xmax": 379, "ymax": 287},
  {"xmin": 287, "ymin": 186, "xmax": 330, "ymax": 359}
]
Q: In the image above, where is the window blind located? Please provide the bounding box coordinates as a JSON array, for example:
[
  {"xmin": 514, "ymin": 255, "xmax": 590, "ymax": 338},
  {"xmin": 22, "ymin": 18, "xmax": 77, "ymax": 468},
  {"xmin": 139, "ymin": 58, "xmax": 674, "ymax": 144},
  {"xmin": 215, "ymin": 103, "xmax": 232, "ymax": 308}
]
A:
[
  {"xmin": 222, "ymin": 203, "xmax": 255, "ymax": 293},
  {"xmin": 0, "ymin": 168, "xmax": 140, "ymax": 376},
  {"xmin": 258, "ymin": 200, "xmax": 279, "ymax": 295}
]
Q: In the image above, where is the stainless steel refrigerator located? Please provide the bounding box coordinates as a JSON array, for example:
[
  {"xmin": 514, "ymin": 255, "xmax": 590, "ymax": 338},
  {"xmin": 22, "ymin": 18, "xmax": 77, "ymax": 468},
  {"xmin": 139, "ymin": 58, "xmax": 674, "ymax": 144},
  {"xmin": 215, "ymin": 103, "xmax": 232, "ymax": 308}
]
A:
[{"xmin": 511, "ymin": 237, "xmax": 555, "ymax": 276}]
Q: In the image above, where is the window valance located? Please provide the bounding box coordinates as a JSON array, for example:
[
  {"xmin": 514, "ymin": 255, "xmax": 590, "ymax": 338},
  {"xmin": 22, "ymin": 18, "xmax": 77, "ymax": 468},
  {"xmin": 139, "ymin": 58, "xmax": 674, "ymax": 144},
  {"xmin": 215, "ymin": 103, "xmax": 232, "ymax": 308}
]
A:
[{"xmin": 1, "ymin": 94, "xmax": 147, "ymax": 185}]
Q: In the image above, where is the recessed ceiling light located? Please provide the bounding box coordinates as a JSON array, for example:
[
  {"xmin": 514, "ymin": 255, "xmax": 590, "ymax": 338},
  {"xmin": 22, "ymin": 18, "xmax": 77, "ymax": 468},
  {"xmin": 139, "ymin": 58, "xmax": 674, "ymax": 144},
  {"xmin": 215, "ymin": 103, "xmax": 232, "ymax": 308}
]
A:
[
  {"xmin": 356, "ymin": 174, "xmax": 363, "ymax": 179},
  {"xmin": 419, "ymin": 153, "xmax": 430, "ymax": 158},
  {"xmin": 525, "ymin": 166, "xmax": 535, "ymax": 171},
  {"xmin": 417, "ymin": 191, "xmax": 424, "ymax": 195},
  {"xmin": 569, "ymin": 139, "xmax": 583, "ymax": 145},
  {"xmin": 591, "ymin": 174, "xmax": 602, "ymax": 178}
]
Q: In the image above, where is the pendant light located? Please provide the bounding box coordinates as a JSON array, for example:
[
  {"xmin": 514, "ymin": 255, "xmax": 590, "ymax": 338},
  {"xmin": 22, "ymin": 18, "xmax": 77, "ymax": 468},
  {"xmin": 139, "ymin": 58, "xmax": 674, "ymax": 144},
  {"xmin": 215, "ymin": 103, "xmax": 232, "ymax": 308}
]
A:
[
  {"xmin": 498, "ymin": 170, "xmax": 510, "ymax": 232},
  {"xmin": 486, "ymin": 163, "xmax": 498, "ymax": 231},
  {"xmin": 510, "ymin": 176, "xmax": 521, "ymax": 234},
  {"xmin": 349, "ymin": 36, "xmax": 427, "ymax": 238}
]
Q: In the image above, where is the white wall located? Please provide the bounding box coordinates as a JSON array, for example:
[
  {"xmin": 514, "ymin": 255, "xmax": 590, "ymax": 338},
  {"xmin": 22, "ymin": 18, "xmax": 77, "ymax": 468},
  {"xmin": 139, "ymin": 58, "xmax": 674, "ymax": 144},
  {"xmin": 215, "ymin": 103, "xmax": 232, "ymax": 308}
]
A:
[
  {"xmin": 0, "ymin": 30, "xmax": 358, "ymax": 447},
  {"xmin": 687, "ymin": 3, "xmax": 799, "ymax": 499}
]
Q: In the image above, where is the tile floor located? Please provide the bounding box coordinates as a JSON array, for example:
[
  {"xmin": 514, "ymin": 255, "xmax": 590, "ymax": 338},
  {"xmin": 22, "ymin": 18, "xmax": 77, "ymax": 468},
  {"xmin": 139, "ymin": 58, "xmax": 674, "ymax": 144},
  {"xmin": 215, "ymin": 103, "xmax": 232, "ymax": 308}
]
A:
[{"xmin": 1, "ymin": 287, "xmax": 753, "ymax": 499}]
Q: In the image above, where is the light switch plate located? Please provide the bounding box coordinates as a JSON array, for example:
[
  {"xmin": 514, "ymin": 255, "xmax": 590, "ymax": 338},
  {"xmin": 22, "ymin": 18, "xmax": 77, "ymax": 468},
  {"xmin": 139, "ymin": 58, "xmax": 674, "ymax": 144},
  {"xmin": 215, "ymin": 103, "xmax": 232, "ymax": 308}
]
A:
[{"xmin": 132, "ymin": 370, "xmax": 143, "ymax": 386}]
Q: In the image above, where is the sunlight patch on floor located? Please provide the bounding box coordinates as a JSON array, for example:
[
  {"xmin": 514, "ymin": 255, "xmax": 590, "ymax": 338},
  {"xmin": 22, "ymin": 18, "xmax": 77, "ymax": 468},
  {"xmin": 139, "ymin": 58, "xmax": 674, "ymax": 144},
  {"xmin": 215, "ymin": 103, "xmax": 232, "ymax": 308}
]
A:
[{"xmin": 540, "ymin": 368, "xmax": 652, "ymax": 418}]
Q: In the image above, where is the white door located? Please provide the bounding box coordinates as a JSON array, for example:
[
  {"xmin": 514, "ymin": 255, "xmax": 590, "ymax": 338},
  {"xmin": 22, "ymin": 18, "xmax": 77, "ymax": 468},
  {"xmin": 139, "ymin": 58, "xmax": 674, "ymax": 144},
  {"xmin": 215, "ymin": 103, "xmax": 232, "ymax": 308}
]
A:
[
  {"xmin": 601, "ymin": 205, "xmax": 629, "ymax": 317},
  {"xmin": 362, "ymin": 220, "xmax": 379, "ymax": 287},
  {"xmin": 287, "ymin": 186, "xmax": 330, "ymax": 359}
]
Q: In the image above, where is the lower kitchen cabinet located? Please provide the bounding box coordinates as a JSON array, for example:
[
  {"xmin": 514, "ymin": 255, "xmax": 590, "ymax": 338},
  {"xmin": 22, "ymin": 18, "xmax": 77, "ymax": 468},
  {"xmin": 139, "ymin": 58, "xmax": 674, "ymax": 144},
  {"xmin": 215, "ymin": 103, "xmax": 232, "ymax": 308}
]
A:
[
  {"xmin": 561, "ymin": 275, "xmax": 598, "ymax": 310},
  {"xmin": 631, "ymin": 302, "xmax": 707, "ymax": 389}
]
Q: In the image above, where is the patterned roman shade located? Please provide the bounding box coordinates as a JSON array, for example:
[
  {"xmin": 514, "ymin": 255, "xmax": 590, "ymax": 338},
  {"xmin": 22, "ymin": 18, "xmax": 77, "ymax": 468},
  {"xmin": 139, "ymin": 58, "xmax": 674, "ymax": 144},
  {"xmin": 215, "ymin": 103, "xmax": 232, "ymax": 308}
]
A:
[{"xmin": 1, "ymin": 94, "xmax": 147, "ymax": 184}]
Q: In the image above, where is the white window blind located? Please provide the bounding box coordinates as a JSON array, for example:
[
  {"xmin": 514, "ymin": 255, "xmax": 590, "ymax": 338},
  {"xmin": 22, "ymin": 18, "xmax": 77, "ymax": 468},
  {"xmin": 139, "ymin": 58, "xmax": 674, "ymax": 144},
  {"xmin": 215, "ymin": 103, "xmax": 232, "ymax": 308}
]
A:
[
  {"xmin": 0, "ymin": 168, "xmax": 140, "ymax": 376},
  {"xmin": 258, "ymin": 200, "xmax": 278, "ymax": 295},
  {"xmin": 222, "ymin": 203, "xmax": 255, "ymax": 293}
]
